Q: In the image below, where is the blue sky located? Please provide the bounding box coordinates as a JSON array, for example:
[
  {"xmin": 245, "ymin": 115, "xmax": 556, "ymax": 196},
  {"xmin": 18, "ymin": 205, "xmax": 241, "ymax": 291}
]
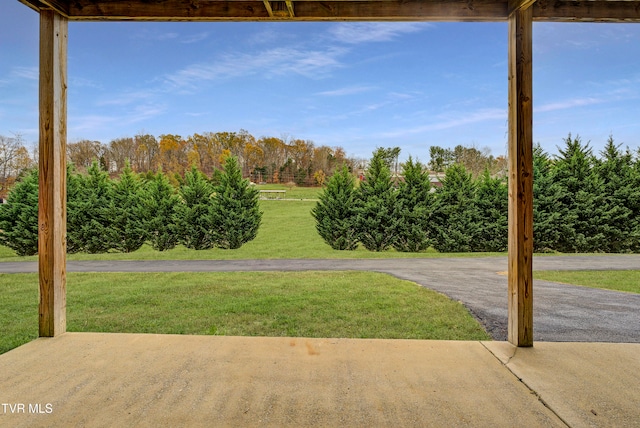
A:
[{"xmin": 1, "ymin": 1, "xmax": 639, "ymax": 162}]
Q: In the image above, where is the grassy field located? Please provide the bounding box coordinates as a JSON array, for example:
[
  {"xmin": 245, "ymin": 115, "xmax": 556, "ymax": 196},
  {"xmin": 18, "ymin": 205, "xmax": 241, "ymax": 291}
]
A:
[
  {"xmin": 255, "ymin": 183, "xmax": 321, "ymax": 200},
  {"xmin": 0, "ymin": 271, "xmax": 490, "ymax": 354},
  {"xmin": 0, "ymin": 198, "xmax": 506, "ymax": 261},
  {"xmin": 534, "ymin": 270, "xmax": 640, "ymax": 294}
]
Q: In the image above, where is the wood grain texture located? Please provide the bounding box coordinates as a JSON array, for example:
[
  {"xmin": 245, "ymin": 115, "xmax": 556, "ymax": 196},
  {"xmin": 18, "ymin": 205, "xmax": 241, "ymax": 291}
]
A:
[
  {"xmin": 534, "ymin": 0, "xmax": 640, "ymax": 22},
  {"xmin": 38, "ymin": 9, "xmax": 68, "ymax": 338},
  {"xmin": 507, "ymin": 4, "xmax": 533, "ymax": 347},
  {"xmin": 17, "ymin": 0, "xmax": 640, "ymax": 22},
  {"xmin": 62, "ymin": 0, "xmax": 511, "ymax": 22}
]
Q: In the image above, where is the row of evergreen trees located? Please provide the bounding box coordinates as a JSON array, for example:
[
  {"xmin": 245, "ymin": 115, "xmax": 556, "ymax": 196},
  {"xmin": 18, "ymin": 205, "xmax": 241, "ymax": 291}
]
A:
[
  {"xmin": 0, "ymin": 156, "xmax": 262, "ymax": 256},
  {"xmin": 314, "ymin": 136, "xmax": 640, "ymax": 253}
]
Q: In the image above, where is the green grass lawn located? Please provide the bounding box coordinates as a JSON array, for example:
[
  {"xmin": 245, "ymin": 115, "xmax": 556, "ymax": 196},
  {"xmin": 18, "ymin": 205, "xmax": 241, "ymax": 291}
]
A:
[
  {"xmin": 0, "ymin": 271, "xmax": 490, "ymax": 354},
  {"xmin": 0, "ymin": 199, "xmax": 506, "ymax": 261},
  {"xmin": 255, "ymin": 183, "xmax": 321, "ymax": 200},
  {"xmin": 534, "ymin": 270, "xmax": 640, "ymax": 294}
]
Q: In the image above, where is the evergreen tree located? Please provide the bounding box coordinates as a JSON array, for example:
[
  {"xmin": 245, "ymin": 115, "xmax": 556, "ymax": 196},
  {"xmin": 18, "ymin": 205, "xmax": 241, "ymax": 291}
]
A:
[
  {"xmin": 312, "ymin": 165, "xmax": 359, "ymax": 250},
  {"xmin": 211, "ymin": 156, "xmax": 262, "ymax": 249},
  {"xmin": 71, "ymin": 161, "xmax": 114, "ymax": 253},
  {"xmin": 552, "ymin": 135, "xmax": 605, "ymax": 252},
  {"xmin": 355, "ymin": 148, "xmax": 398, "ymax": 251},
  {"xmin": 430, "ymin": 163, "xmax": 478, "ymax": 252},
  {"xmin": 532, "ymin": 145, "xmax": 569, "ymax": 252},
  {"xmin": 393, "ymin": 157, "xmax": 432, "ymax": 252},
  {"xmin": 177, "ymin": 166, "xmax": 215, "ymax": 250},
  {"xmin": 142, "ymin": 170, "xmax": 181, "ymax": 251},
  {"xmin": 473, "ymin": 169, "xmax": 508, "ymax": 252},
  {"xmin": 66, "ymin": 164, "xmax": 85, "ymax": 254},
  {"xmin": 0, "ymin": 169, "xmax": 39, "ymax": 256},
  {"xmin": 110, "ymin": 162, "xmax": 147, "ymax": 253},
  {"xmin": 595, "ymin": 136, "xmax": 640, "ymax": 252}
]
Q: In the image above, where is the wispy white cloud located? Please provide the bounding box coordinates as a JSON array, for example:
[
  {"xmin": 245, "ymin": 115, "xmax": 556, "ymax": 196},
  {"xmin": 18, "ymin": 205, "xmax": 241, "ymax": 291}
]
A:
[
  {"xmin": 11, "ymin": 66, "xmax": 38, "ymax": 81},
  {"xmin": 328, "ymin": 22, "xmax": 431, "ymax": 44},
  {"xmin": 316, "ymin": 85, "xmax": 376, "ymax": 96},
  {"xmin": 535, "ymin": 97, "xmax": 603, "ymax": 113},
  {"xmin": 380, "ymin": 108, "xmax": 506, "ymax": 138},
  {"xmin": 133, "ymin": 29, "xmax": 179, "ymax": 42},
  {"xmin": 70, "ymin": 104, "xmax": 167, "ymax": 138},
  {"xmin": 181, "ymin": 32, "xmax": 209, "ymax": 44},
  {"xmin": 70, "ymin": 76, "xmax": 103, "ymax": 89},
  {"xmin": 163, "ymin": 46, "xmax": 347, "ymax": 89}
]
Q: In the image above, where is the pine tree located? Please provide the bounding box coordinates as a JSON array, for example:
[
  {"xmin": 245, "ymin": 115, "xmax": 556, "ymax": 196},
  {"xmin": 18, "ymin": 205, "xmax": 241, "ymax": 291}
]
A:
[
  {"xmin": 430, "ymin": 163, "xmax": 478, "ymax": 252},
  {"xmin": 552, "ymin": 134, "xmax": 605, "ymax": 252},
  {"xmin": 355, "ymin": 148, "xmax": 398, "ymax": 251},
  {"xmin": 66, "ymin": 164, "xmax": 86, "ymax": 254},
  {"xmin": 595, "ymin": 136, "xmax": 640, "ymax": 252},
  {"xmin": 142, "ymin": 170, "xmax": 181, "ymax": 251},
  {"xmin": 71, "ymin": 161, "xmax": 114, "ymax": 253},
  {"xmin": 312, "ymin": 165, "xmax": 359, "ymax": 250},
  {"xmin": 472, "ymin": 169, "xmax": 508, "ymax": 252},
  {"xmin": 393, "ymin": 157, "xmax": 432, "ymax": 252},
  {"xmin": 532, "ymin": 144, "xmax": 570, "ymax": 252},
  {"xmin": 110, "ymin": 162, "xmax": 147, "ymax": 253},
  {"xmin": 177, "ymin": 166, "xmax": 215, "ymax": 250},
  {"xmin": 0, "ymin": 169, "xmax": 39, "ymax": 256},
  {"xmin": 211, "ymin": 156, "xmax": 262, "ymax": 249}
]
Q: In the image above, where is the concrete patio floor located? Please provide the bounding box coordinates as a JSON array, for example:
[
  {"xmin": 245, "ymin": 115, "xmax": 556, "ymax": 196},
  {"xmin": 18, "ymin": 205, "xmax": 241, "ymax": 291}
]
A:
[{"xmin": 1, "ymin": 333, "xmax": 638, "ymax": 427}]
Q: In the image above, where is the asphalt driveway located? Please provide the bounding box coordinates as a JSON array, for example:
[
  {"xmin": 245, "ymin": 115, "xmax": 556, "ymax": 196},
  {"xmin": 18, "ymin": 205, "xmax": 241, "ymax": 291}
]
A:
[{"xmin": 2, "ymin": 255, "xmax": 639, "ymax": 342}]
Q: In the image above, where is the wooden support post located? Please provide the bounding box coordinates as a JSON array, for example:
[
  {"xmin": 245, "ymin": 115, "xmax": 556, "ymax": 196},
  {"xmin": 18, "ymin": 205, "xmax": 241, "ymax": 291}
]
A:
[
  {"xmin": 39, "ymin": 9, "xmax": 67, "ymax": 337},
  {"xmin": 507, "ymin": 3, "xmax": 534, "ymax": 347}
]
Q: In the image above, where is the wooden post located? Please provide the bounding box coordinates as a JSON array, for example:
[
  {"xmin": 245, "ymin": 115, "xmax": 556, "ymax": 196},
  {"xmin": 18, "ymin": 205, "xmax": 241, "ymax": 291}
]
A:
[
  {"xmin": 507, "ymin": 2, "xmax": 534, "ymax": 347},
  {"xmin": 39, "ymin": 9, "xmax": 67, "ymax": 337}
]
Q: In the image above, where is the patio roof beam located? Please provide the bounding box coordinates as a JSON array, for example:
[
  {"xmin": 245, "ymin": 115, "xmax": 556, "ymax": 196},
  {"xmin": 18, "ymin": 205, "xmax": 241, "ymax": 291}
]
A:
[
  {"xmin": 533, "ymin": 0, "xmax": 640, "ymax": 22},
  {"xmin": 18, "ymin": 0, "xmax": 640, "ymax": 22}
]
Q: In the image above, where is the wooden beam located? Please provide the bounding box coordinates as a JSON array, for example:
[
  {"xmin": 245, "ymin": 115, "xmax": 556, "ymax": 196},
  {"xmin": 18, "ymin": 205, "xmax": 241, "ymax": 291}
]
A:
[
  {"xmin": 18, "ymin": 0, "xmax": 640, "ymax": 22},
  {"xmin": 19, "ymin": 0, "xmax": 70, "ymax": 16},
  {"xmin": 39, "ymin": 8, "xmax": 68, "ymax": 337},
  {"xmin": 507, "ymin": 1, "xmax": 534, "ymax": 347},
  {"xmin": 285, "ymin": 0, "xmax": 295, "ymax": 17},
  {"xmin": 508, "ymin": 0, "xmax": 536, "ymax": 15},
  {"xmin": 534, "ymin": 0, "xmax": 640, "ymax": 22},
  {"xmin": 63, "ymin": 0, "xmax": 510, "ymax": 22},
  {"xmin": 263, "ymin": 0, "xmax": 275, "ymax": 17}
]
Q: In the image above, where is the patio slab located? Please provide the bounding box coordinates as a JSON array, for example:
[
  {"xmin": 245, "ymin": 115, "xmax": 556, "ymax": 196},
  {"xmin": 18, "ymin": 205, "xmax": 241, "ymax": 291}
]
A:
[{"xmin": 1, "ymin": 333, "xmax": 637, "ymax": 427}]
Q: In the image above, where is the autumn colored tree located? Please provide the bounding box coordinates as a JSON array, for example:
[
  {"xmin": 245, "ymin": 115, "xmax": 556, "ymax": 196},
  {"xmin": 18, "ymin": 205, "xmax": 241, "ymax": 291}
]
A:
[
  {"xmin": 134, "ymin": 133, "xmax": 159, "ymax": 173},
  {"xmin": 158, "ymin": 134, "xmax": 189, "ymax": 178},
  {"xmin": 108, "ymin": 137, "xmax": 137, "ymax": 173},
  {"xmin": 66, "ymin": 139, "xmax": 105, "ymax": 173}
]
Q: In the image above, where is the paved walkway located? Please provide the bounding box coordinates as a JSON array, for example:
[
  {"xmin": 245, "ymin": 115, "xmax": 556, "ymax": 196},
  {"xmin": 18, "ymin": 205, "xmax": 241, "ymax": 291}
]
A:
[
  {"xmin": 2, "ymin": 255, "xmax": 639, "ymax": 342},
  {"xmin": 1, "ymin": 333, "xmax": 639, "ymax": 427}
]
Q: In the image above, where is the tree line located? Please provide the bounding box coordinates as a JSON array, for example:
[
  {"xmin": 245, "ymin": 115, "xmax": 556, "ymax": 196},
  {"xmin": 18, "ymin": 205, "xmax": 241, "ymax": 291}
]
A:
[
  {"xmin": 0, "ymin": 130, "xmax": 506, "ymax": 199},
  {"xmin": 0, "ymin": 156, "xmax": 261, "ymax": 256},
  {"xmin": 314, "ymin": 135, "xmax": 640, "ymax": 253},
  {"xmin": 66, "ymin": 130, "xmax": 353, "ymax": 187}
]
